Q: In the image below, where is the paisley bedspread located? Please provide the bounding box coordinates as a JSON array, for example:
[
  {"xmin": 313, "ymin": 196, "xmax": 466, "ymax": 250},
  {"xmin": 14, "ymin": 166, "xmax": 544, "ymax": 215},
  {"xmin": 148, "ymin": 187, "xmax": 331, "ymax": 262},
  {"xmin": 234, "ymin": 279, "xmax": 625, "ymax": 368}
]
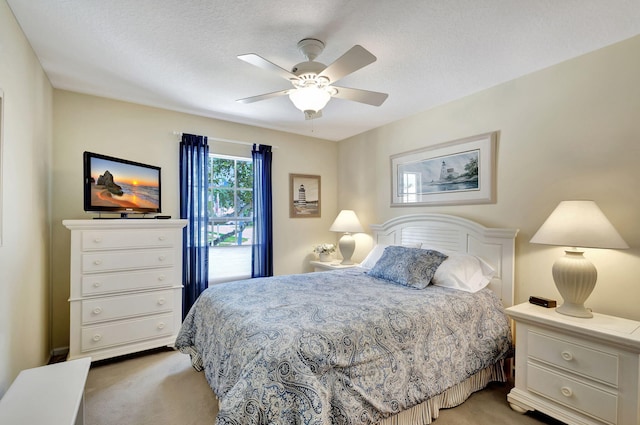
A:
[{"xmin": 175, "ymin": 268, "xmax": 512, "ymax": 425}]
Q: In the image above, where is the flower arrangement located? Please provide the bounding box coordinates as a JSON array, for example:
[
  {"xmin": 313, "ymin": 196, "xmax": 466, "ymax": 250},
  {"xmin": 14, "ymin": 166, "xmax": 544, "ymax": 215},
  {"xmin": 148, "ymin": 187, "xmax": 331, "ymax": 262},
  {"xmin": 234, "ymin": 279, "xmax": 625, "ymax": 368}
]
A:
[{"xmin": 313, "ymin": 243, "xmax": 336, "ymax": 255}]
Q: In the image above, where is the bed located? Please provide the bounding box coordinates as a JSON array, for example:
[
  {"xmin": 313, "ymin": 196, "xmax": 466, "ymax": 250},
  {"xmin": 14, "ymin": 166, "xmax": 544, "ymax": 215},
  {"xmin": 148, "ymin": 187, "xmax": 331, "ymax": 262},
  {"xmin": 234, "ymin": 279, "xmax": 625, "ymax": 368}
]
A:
[{"xmin": 176, "ymin": 213, "xmax": 518, "ymax": 424}]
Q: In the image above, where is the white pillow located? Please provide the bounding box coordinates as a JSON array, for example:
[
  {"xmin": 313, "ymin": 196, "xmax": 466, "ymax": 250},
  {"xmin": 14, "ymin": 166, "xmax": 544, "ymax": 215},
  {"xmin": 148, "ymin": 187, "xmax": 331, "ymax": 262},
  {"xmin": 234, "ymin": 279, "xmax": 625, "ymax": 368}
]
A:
[
  {"xmin": 360, "ymin": 244, "xmax": 387, "ymax": 269},
  {"xmin": 360, "ymin": 243, "xmax": 421, "ymax": 269},
  {"xmin": 423, "ymin": 246, "xmax": 495, "ymax": 293}
]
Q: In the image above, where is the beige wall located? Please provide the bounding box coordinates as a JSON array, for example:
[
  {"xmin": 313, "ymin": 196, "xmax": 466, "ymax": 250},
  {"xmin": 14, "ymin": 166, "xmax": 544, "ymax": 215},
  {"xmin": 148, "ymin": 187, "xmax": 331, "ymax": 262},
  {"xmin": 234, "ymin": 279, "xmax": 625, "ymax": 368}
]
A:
[
  {"xmin": 51, "ymin": 90, "xmax": 339, "ymax": 349},
  {"xmin": 0, "ymin": 1, "xmax": 54, "ymax": 394},
  {"xmin": 338, "ymin": 35, "xmax": 640, "ymax": 321}
]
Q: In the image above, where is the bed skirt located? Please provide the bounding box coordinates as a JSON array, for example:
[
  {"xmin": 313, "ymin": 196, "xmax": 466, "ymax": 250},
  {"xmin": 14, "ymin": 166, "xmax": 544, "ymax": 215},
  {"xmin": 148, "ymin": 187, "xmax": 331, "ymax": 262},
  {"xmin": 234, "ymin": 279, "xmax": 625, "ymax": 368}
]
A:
[
  {"xmin": 199, "ymin": 358, "xmax": 507, "ymax": 425},
  {"xmin": 380, "ymin": 359, "xmax": 508, "ymax": 425}
]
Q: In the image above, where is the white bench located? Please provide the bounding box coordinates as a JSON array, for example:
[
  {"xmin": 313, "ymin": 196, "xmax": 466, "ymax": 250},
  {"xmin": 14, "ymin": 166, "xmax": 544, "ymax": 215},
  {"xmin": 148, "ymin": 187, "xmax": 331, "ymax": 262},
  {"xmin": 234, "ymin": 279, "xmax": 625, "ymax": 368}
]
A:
[{"xmin": 0, "ymin": 357, "xmax": 91, "ymax": 425}]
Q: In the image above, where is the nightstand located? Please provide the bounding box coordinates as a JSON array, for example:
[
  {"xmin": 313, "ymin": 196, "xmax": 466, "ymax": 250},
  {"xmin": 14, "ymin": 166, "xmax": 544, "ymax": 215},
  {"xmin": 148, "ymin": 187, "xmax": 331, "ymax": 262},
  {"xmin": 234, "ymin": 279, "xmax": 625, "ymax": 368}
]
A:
[
  {"xmin": 506, "ymin": 302, "xmax": 640, "ymax": 425},
  {"xmin": 309, "ymin": 260, "xmax": 359, "ymax": 272}
]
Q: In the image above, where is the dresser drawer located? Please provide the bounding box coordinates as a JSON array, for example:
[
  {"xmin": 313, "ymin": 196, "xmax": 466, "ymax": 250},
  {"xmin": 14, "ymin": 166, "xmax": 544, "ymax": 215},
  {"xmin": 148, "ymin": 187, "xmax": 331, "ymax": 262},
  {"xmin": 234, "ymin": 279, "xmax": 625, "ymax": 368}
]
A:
[
  {"xmin": 81, "ymin": 229, "xmax": 176, "ymax": 251},
  {"xmin": 81, "ymin": 268, "xmax": 176, "ymax": 295},
  {"xmin": 81, "ymin": 313, "xmax": 175, "ymax": 352},
  {"xmin": 527, "ymin": 363, "xmax": 618, "ymax": 424},
  {"xmin": 81, "ymin": 290, "xmax": 173, "ymax": 324},
  {"xmin": 528, "ymin": 330, "xmax": 618, "ymax": 386},
  {"xmin": 82, "ymin": 249, "xmax": 174, "ymax": 273}
]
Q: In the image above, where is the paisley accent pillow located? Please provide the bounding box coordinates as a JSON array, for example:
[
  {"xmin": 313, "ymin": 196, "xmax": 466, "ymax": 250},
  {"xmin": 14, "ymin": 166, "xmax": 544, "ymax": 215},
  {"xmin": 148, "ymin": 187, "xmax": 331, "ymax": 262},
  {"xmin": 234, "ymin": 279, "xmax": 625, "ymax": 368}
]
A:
[
  {"xmin": 367, "ymin": 246, "xmax": 448, "ymax": 289},
  {"xmin": 360, "ymin": 243, "xmax": 422, "ymax": 269}
]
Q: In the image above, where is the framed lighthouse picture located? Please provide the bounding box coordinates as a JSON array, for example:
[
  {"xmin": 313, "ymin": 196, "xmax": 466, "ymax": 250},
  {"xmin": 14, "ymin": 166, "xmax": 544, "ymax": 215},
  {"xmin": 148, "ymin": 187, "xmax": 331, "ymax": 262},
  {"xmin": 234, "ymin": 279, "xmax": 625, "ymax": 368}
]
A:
[
  {"xmin": 390, "ymin": 132, "xmax": 497, "ymax": 206},
  {"xmin": 290, "ymin": 174, "xmax": 321, "ymax": 218}
]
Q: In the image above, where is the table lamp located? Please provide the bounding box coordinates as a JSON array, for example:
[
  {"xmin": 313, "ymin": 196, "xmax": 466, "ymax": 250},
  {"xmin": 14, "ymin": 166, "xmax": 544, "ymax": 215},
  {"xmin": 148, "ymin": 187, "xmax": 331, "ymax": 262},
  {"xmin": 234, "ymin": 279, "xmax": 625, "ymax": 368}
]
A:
[
  {"xmin": 329, "ymin": 210, "xmax": 364, "ymax": 265},
  {"xmin": 530, "ymin": 200, "xmax": 628, "ymax": 318}
]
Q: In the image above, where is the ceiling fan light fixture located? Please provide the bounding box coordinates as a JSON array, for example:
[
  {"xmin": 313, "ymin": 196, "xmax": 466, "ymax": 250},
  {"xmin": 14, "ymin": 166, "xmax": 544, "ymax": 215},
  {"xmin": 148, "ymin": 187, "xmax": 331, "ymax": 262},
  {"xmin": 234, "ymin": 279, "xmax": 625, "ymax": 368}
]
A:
[
  {"xmin": 236, "ymin": 39, "xmax": 388, "ymax": 119},
  {"xmin": 288, "ymin": 85, "xmax": 331, "ymax": 113}
]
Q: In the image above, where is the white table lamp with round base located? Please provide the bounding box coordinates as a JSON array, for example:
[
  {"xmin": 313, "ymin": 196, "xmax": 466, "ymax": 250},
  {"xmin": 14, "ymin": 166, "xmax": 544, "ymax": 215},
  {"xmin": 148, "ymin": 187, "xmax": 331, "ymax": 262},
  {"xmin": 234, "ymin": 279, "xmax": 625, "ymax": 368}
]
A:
[
  {"xmin": 329, "ymin": 210, "xmax": 364, "ymax": 265},
  {"xmin": 530, "ymin": 200, "xmax": 628, "ymax": 318}
]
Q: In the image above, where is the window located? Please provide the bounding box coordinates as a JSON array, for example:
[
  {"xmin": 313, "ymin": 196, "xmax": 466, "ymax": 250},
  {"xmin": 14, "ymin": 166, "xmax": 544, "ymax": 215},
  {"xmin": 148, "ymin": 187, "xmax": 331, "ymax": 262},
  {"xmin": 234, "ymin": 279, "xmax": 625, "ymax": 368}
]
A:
[
  {"xmin": 402, "ymin": 172, "xmax": 420, "ymax": 203},
  {"xmin": 208, "ymin": 154, "xmax": 253, "ymax": 283}
]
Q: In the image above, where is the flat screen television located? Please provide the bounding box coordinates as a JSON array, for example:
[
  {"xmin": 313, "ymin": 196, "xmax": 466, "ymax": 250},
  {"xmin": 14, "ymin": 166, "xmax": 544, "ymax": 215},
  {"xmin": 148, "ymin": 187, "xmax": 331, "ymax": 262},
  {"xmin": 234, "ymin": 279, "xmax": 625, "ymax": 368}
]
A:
[{"xmin": 83, "ymin": 151, "xmax": 161, "ymax": 217}]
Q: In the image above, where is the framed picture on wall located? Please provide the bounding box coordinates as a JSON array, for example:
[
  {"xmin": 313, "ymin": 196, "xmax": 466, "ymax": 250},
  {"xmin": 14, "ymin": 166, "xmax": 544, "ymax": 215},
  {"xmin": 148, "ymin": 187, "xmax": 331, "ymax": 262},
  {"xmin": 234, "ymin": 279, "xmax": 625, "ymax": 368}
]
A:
[
  {"xmin": 289, "ymin": 174, "xmax": 321, "ymax": 218},
  {"xmin": 391, "ymin": 131, "xmax": 497, "ymax": 206}
]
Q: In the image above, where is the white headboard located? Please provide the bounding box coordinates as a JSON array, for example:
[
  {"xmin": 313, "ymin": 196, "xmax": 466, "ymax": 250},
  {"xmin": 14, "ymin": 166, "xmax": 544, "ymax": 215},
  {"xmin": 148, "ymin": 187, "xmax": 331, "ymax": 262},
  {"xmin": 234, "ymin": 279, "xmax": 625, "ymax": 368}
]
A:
[{"xmin": 370, "ymin": 214, "xmax": 519, "ymax": 307}]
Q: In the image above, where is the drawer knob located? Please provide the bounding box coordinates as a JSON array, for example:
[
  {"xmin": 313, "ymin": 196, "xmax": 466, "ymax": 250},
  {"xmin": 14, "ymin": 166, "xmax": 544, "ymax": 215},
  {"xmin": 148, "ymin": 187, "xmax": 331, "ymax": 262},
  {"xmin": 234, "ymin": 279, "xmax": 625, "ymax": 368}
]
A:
[
  {"xmin": 561, "ymin": 351, "xmax": 574, "ymax": 361},
  {"xmin": 158, "ymin": 235, "xmax": 166, "ymax": 241},
  {"xmin": 92, "ymin": 334, "xmax": 102, "ymax": 342},
  {"xmin": 158, "ymin": 255, "xmax": 166, "ymax": 262},
  {"xmin": 157, "ymin": 297, "xmax": 166, "ymax": 305},
  {"xmin": 158, "ymin": 275, "xmax": 166, "ymax": 281},
  {"xmin": 92, "ymin": 307, "xmax": 103, "ymax": 315},
  {"xmin": 92, "ymin": 281, "xmax": 102, "ymax": 288},
  {"xmin": 560, "ymin": 386, "xmax": 573, "ymax": 397},
  {"xmin": 157, "ymin": 322, "xmax": 166, "ymax": 330},
  {"xmin": 93, "ymin": 237, "xmax": 102, "ymax": 243},
  {"xmin": 93, "ymin": 259, "xmax": 102, "ymax": 265}
]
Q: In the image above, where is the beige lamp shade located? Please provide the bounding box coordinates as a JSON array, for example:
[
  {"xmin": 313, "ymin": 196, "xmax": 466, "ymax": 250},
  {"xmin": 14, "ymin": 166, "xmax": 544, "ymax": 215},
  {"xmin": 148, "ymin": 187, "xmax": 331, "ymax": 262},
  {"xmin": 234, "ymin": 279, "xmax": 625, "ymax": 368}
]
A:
[
  {"xmin": 530, "ymin": 200, "xmax": 628, "ymax": 318},
  {"xmin": 530, "ymin": 200, "xmax": 628, "ymax": 249},
  {"xmin": 329, "ymin": 210, "xmax": 364, "ymax": 233}
]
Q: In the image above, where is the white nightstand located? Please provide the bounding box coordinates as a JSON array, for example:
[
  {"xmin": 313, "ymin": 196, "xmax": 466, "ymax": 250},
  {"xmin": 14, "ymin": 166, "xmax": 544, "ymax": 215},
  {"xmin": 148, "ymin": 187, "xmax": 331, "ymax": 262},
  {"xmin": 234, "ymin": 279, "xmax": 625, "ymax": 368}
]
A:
[
  {"xmin": 506, "ymin": 302, "xmax": 640, "ymax": 425},
  {"xmin": 309, "ymin": 260, "xmax": 359, "ymax": 272}
]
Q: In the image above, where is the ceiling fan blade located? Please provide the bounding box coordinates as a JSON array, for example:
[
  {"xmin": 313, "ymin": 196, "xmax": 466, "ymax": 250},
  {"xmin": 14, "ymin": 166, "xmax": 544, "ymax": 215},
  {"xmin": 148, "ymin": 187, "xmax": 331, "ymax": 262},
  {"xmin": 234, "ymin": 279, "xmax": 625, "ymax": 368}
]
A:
[
  {"xmin": 236, "ymin": 89, "xmax": 292, "ymax": 104},
  {"xmin": 237, "ymin": 54, "xmax": 298, "ymax": 81},
  {"xmin": 318, "ymin": 45, "xmax": 377, "ymax": 84},
  {"xmin": 331, "ymin": 86, "xmax": 388, "ymax": 106}
]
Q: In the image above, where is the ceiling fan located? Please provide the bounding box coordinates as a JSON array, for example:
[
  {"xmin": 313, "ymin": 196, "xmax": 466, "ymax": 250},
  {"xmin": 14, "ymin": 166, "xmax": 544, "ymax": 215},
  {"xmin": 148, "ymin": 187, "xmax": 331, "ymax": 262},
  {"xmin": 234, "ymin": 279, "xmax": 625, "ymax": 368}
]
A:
[{"xmin": 236, "ymin": 38, "xmax": 388, "ymax": 120}]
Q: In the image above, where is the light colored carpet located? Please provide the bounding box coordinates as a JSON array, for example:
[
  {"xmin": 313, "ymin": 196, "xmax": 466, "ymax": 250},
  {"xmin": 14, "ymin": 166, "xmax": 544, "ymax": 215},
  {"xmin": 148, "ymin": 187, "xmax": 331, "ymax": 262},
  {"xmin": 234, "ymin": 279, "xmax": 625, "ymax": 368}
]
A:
[{"xmin": 84, "ymin": 348, "xmax": 562, "ymax": 425}]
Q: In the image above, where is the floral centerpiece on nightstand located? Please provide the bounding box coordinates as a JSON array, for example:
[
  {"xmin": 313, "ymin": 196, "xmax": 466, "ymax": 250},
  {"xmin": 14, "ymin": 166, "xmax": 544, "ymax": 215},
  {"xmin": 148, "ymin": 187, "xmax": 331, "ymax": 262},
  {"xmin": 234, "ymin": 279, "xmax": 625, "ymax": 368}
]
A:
[{"xmin": 313, "ymin": 243, "xmax": 336, "ymax": 262}]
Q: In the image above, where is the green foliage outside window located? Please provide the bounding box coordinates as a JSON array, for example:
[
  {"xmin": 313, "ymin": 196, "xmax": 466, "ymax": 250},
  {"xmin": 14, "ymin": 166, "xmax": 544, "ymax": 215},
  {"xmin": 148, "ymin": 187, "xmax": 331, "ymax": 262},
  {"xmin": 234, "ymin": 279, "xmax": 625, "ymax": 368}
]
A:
[{"xmin": 208, "ymin": 155, "xmax": 253, "ymax": 246}]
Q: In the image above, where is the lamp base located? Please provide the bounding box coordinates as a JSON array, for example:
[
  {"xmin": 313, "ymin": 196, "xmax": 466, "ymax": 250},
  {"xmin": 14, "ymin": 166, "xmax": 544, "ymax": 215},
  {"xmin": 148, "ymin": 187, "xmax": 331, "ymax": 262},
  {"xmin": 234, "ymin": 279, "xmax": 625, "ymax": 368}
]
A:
[
  {"xmin": 552, "ymin": 249, "xmax": 597, "ymax": 318},
  {"xmin": 556, "ymin": 302, "xmax": 593, "ymax": 318},
  {"xmin": 338, "ymin": 233, "xmax": 355, "ymax": 265}
]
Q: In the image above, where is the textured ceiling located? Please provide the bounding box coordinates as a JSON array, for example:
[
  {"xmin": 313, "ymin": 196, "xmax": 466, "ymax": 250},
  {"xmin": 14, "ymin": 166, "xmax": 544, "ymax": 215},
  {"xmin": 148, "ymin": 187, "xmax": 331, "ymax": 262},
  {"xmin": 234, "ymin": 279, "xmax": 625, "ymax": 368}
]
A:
[{"xmin": 7, "ymin": 0, "xmax": 640, "ymax": 141}]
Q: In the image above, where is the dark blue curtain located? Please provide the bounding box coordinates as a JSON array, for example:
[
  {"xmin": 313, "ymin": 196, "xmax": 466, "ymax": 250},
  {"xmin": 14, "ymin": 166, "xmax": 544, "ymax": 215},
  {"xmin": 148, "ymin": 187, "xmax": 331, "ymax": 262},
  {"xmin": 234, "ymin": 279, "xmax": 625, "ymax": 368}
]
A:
[
  {"xmin": 179, "ymin": 133, "xmax": 209, "ymax": 318},
  {"xmin": 251, "ymin": 144, "xmax": 273, "ymax": 277}
]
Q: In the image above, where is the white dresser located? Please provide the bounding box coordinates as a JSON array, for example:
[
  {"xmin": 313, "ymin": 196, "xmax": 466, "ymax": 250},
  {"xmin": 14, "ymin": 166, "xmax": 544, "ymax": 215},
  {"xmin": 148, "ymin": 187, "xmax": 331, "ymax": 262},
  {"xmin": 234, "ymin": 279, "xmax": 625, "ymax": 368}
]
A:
[
  {"xmin": 63, "ymin": 219, "xmax": 187, "ymax": 361},
  {"xmin": 506, "ymin": 302, "xmax": 640, "ymax": 425}
]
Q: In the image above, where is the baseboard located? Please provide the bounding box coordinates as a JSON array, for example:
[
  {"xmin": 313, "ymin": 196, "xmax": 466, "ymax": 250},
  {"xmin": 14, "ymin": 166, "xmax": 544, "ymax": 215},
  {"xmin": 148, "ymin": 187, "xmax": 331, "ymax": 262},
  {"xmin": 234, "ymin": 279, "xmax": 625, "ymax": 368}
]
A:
[
  {"xmin": 48, "ymin": 346, "xmax": 69, "ymax": 364},
  {"xmin": 52, "ymin": 346, "xmax": 69, "ymax": 356}
]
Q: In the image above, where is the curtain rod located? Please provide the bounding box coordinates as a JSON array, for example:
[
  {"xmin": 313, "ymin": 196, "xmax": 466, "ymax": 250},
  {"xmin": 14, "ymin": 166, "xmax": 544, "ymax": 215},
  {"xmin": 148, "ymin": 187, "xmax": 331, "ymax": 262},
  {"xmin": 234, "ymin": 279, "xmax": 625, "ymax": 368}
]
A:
[{"xmin": 173, "ymin": 131, "xmax": 279, "ymax": 149}]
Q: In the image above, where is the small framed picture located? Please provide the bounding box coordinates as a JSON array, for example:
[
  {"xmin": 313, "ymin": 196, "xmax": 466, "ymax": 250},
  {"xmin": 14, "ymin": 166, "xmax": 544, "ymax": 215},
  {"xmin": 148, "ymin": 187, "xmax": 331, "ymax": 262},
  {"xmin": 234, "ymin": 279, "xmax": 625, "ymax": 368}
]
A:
[{"xmin": 289, "ymin": 174, "xmax": 321, "ymax": 218}]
